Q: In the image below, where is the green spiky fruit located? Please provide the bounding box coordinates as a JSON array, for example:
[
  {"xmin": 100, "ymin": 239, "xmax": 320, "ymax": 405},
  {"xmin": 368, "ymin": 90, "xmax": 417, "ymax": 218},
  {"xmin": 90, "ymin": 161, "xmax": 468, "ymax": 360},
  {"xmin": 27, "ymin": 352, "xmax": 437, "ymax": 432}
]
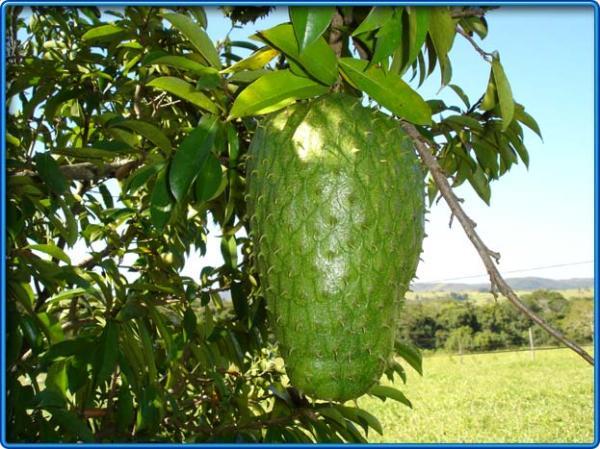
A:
[{"xmin": 247, "ymin": 94, "xmax": 425, "ymax": 401}]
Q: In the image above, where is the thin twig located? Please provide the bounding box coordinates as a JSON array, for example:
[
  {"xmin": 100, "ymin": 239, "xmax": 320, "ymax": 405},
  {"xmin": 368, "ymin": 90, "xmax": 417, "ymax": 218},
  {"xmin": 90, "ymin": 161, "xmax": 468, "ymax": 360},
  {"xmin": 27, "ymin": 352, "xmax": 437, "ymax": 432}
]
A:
[
  {"xmin": 401, "ymin": 121, "xmax": 594, "ymax": 366},
  {"xmin": 456, "ymin": 26, "xmax": 493, "ymax": 61}
]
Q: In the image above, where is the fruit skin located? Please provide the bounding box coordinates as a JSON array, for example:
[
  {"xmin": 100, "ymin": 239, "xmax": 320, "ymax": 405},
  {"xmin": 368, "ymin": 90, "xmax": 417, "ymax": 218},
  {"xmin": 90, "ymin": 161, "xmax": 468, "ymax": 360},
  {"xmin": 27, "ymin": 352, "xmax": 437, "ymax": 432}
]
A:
[{"xmin": 246, "ymin": 94, "xmax": 425, "ymax": 401}]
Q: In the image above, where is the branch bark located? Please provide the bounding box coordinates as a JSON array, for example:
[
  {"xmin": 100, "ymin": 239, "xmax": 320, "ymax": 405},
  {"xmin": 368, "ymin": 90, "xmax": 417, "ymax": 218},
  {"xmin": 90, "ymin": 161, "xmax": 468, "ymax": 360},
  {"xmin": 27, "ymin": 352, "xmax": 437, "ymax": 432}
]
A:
[
  {"xmin": 456, "ymin": 26, "xmax": 493, "ymax": 61},
  {"xmin": 450, "ymin": 7, "xmax": 492, "ymax": 19},
  {"xmin": 11, "ymin": 159, "xmax": 140, "ymax": 182},
  {"xmin": 401, "ymin": 121, "xmax": 594, "ymax": 366}
]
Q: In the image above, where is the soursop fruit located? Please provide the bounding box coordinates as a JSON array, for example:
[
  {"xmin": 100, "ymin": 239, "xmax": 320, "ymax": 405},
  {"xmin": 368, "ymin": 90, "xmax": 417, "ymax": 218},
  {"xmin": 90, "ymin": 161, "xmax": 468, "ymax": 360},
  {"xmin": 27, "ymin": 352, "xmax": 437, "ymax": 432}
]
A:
[{"xmin": 246, "ymin": 94, "xmax": 425, "ymax": 401}]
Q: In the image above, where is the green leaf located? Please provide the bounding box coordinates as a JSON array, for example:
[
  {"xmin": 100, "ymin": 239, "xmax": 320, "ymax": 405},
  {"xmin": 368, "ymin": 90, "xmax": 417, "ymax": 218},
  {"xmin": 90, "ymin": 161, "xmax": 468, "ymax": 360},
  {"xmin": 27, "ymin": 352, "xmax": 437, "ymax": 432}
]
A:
[
  {"xmin": 144, "ymin": 54, "xmax": 220, "ymax": 79},
  {"xmin": 169, "ymin": 115, "xmax": 220, "ymax": 201},
  {"xmin": 468, "ymin": 165, "xmax": 491, "ymax": 204},
  {"xmin": 352, "ymin": 7, "xmax": 394, "ymax": 36},
  {"xmin": 220, "ymin": 234, "xmax": 238, "ymax": 270},
  {"xmin": 369, "ymin": 385, "xmax": 412, "ymax": 408},
  {"xmin": 227, "ymin": 69, "xmax": 269, "ymax": 84},
  {"xmin": 34, "ymin": 153, "xmax": 68, "ymax": 194},
  {"xmin": 147, "ymin": 77, "xmax": 218, "ymax": 113},
  {"xmin": 395, "ymin": 340, "xmax": 423, "ymax": 375},
  {"xmin": 443, "ymin": 115, "xmax": 483, "ymax": 133},
  {"xmin": 428, "ymin": 7, "xmax": 456, "ymax": 59},
  {"xmin": 405, "ymin": 7, "xmax": 430, "ymax": 71},
  {"xmin": 222, "ymin": 47, "xmax": 279, "ymax": 74},
  {"xmin": 82, "ymin": 24, "xmax": 126, "ymax": 42},
  {"xmin": 491, "ymin": 56, "xmax": 515, "ymax": 130},
  {"xmin": 194, "ymin": 153, "xmax": 223, "ymax": 203},
  {"xmin": 289, "ymin": 7, "xmax": 335, "ymax": 52},
  {"xmin": 93, "ymin": 321, "xmax": 119, "ymax": 388},
  {"xmin": 50, "ymin": 409, "xmax": 94, "ymax": 442},
  {"xmin": 338, "ymin": 58, "xmax": 432, "ymax": 125},
  {"xmin": 28, "ymin": 243, "xmax": 71, "ymax": 265},
  {"xmin": 123, "ymin": 163, "xmax": 163, "ymax": 194},
  {"xmin": 230, "ymin": 281, "xmax": 248, "ymax": 320},
  {"xmin": 514, "ymin": 103, "xmax": 541, "ymax": 138},
  {"xmin": 371, "ymin": 9, "xmax": 403, "ymax": 65},
  {"xmin": 34, "ymin": 389, "xmax": 66, "ymax": 409},
  {"xmin": 480, "ymin": 69, "xmax": 497, "ymax": 111},
  {"xmin": 448, "ymin": 83, "xmax": 470, "ymax": 109},
  {"xmin": 256, "ymin": 24, "xmax": 338, "ymax": 85},
  {"xmin": 162, "ymin": 13, "xmax": 221, "ymax": 68},
  {"xmin": 111, "ymin": 120, "xmax": 172, "ymax": 153},
  {"xmin": 228, "ymin": 69, "xmax": 328, "ymax": 120},
  {"xmin": 116, "ymin": 384, "xmax": 135, "ymax": 434},
  {"xmin": 150, "ymin": 168, "xmax": 173, "ymax": 230},
  {"xmin": 338, "ymin": 406, "xmax": 383, "ymax": 436}
]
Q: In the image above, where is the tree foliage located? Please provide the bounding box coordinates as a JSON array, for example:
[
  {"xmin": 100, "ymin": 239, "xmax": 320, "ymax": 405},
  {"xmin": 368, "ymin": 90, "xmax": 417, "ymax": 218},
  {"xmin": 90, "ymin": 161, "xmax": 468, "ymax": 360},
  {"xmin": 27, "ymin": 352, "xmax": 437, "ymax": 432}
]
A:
[{"xmin": 5, "ymin": 6, "xmax": 540, "ymax": 442}]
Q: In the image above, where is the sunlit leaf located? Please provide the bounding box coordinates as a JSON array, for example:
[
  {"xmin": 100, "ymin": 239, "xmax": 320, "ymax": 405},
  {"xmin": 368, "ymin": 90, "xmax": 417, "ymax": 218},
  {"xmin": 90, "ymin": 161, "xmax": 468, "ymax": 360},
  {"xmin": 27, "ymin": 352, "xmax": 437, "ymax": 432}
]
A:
[
  {"xmin": 256, "ymin": 24, "xmax": 338, "ymax": 85},
  {"xmin": 162, "ymin": 12, "xmax": 221, "ymax": 68},
  {"xmin": 289, "ymin": 6, "xmax": 335, "ymax": 52},
  {"xmin": 338, "ymin": 58, "xmax": 432, "ymax": 125},
  {"xmin": 491, "ymin": 56, "xmax": 514, "ymax": 130},
  {"xmin": 147, "ymin": 76, "xmax": 219, "ymax": 113},
  {"xmin": 228, "ymin": 69, "xmax": 328, "ymax": 119}
]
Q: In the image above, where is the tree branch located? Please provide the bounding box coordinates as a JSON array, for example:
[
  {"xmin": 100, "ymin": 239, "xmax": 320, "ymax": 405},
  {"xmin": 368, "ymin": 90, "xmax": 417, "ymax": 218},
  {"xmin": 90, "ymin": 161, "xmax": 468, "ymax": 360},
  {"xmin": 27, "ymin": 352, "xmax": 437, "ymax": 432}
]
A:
[
  {"xmin": 401, "ymin": 121, "xmax": 594, "ymax": 366},
  {"xmin": 456, "ymin": 26, "xmax": 493, "ymax": 61},
  {"xmin": 327, "ymin": 9, "xmax": 345, "ymax": 59},
  {"xmin": 450, "ymin": 7, "xmax": 491, "ymax": 19},
  {"xmin": 11, "ymin": 159, "xmax": 140, "ymax": 182}
]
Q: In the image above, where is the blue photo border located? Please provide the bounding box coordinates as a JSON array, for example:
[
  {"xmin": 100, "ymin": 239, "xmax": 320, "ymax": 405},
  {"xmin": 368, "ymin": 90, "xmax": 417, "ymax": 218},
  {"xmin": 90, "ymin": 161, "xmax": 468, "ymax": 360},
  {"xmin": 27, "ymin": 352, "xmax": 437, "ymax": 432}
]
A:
[{"xmin": 0, "ymin": 0, "xmax": 598, "ymax": 447}]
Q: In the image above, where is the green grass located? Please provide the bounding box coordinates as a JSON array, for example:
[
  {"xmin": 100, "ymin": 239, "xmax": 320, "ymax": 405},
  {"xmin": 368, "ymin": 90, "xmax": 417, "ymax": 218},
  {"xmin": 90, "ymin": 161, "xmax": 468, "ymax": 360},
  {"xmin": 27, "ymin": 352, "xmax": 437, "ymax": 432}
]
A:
[
  {"xmin": 359, "ymin": 347, "xmax": 595, "ymax": 443},
  {"xmin": 406, "ymin": 288, "xmax": 594, "ymax": 303}
]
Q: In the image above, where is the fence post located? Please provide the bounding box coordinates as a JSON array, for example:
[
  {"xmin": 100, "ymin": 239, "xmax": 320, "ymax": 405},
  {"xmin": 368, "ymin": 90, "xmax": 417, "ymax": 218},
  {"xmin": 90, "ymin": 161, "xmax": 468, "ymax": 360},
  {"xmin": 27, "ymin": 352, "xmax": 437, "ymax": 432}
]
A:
[{"xmin": 528, "ymin": 327, "xmax": 535, "ymax": 361}]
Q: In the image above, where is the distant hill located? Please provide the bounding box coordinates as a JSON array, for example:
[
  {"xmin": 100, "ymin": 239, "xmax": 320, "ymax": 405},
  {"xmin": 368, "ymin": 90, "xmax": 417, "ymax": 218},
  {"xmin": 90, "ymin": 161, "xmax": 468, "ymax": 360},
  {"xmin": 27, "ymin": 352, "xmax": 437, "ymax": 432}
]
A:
[{"xmin": 412, "ymin": 277, "xmax": 594, "ymax": 292}]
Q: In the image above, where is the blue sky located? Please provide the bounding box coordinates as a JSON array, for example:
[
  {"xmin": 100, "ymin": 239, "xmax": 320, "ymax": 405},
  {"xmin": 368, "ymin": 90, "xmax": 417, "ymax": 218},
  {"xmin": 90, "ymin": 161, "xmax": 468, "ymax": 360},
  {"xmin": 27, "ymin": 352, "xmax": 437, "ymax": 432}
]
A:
[{"xmin": 184, "ymin": 6, "xmax": 595, "ymax": 284}]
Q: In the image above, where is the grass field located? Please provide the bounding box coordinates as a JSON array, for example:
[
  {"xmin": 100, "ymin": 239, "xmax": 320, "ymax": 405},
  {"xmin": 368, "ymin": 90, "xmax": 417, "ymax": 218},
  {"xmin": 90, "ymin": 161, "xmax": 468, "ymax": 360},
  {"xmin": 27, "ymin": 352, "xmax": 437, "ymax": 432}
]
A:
[
  {"xmin": 359, "ymin": 347, "xmax": 595, "ymax": 443},
  {"xmin": 406, "ymin": 288, "xmax": 594, "ymax": 303}
]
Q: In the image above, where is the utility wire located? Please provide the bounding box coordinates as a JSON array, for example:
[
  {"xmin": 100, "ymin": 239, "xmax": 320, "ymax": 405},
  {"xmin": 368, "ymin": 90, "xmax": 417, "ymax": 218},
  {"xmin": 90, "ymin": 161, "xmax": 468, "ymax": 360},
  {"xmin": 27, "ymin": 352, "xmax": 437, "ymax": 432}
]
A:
[{"xmin": 420, "ymin": 260, "xmax": 594, "ymax": 283}]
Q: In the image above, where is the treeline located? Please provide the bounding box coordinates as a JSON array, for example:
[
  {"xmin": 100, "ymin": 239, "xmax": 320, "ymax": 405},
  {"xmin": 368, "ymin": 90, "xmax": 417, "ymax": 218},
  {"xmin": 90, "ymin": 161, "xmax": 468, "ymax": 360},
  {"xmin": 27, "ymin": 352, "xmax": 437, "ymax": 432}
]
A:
[{"xmin": 396, "ymin": 290, "xmax": 594, "ymax": 352}]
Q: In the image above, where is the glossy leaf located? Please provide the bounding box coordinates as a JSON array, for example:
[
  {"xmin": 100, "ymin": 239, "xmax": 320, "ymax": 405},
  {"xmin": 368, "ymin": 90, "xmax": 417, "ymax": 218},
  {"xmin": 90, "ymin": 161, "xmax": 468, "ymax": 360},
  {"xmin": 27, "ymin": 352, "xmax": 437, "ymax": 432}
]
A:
[
  {"xmin": 491, "ymin": 56, "xmax": 514, "ymax": 130},
  {"xmin": 256, "ymin": 24, "xmax": 338, "ymax": 85},
  {"xmin": 222, "ymin": 47, "xmax": 279, "ymax": 73},
  {"xmin": 371, "ymin": 9, "xmax": 403, "ymax": 65},
  {"xmin": 228, "ymin": 69, "xmax": 328, "ymax": 119},
  {"xmin": 289, "ymin": 6, "xmax": 335, "ymax": 52},
  {"xmin": 352, "ymin": 7, "xmax": 394, "ymax": 36},
  {"xmin": 169, "ymin": 115, "xmax": 220, "ymax": 201},
  {"xmin": 162, "ymin": 13, "xmax": 221, "ymax": 68},
  {"xmin": 338, "ymin": 58, "xmax": 432, "ymax": 125},
  {"xmin": 147, "ymin": 76, "xmax": 219, "ymax": 113},
  {"xmin": 144, "ymin": 54, "xmax": 219, "ymax": 78}
]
